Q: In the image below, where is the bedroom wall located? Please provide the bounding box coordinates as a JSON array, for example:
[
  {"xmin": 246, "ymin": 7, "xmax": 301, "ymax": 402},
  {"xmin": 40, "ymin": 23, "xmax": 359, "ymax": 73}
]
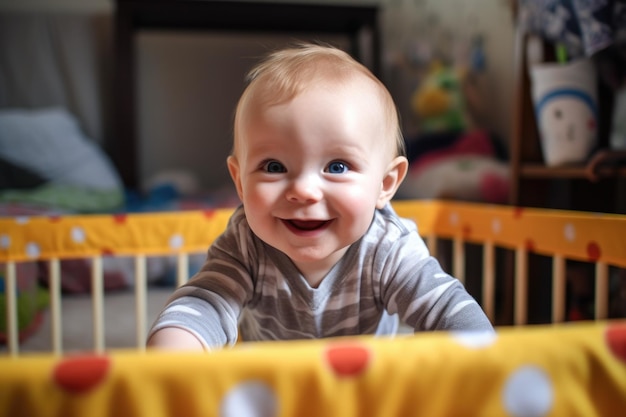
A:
[{"xmin": 0, "ymin": 0, "xmax": 515, "ymax": 193}]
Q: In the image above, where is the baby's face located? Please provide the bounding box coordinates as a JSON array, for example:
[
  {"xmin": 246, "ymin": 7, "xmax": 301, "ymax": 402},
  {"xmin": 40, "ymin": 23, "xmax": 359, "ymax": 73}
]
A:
[{"xmin": 229, "ymin": 77, "xmax": 396, "ymax": 277}]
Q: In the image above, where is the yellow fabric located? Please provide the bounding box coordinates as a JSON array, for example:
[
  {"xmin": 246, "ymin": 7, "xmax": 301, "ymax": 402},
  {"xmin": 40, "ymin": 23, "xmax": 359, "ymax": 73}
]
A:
[
  {"xmin": 1, "ymin": 200, "xmax": 626, "ymax": 267},
  {"xmin": 392, "ymin": 200, "xmax": 626, "ymax": 268},
  {"xmin": 1, "ymin": 320, "xmax": 625, "ymax": 417}
]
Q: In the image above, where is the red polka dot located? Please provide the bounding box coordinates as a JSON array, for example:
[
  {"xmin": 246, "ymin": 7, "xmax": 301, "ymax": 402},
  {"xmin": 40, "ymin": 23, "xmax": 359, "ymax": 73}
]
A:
[
  {"xmin": 101, "ymin": 248, "xmax": 115, "ymax": 256},
  {"xmin": 524, "ymin": 239, "xmax": 535, "ymax": 252},
  {"xmin": 606, "ymin": 324, "xmax": 626, "ymax": 364},
  {"xmin": 325, "ymin": 343, "xmax": 371, "ymax": 377},
  {"xmin": 113, "ymin": 214, "xmax": 127, "ymax": 224},
  {"xmin": 48, "ymin": 216, "xmax": 62, "ymax": 223},
  {"xmin": 587, "ymin": 242, "xmax": 601, "ymax": 262},
  {"xmin": 462, "ymin": 225, "xmax": 472, "ymax": 238},
  {"xmin": 53, "ymin": 355, "xmax": 111, "ymax": 394},
  {"xmin": 513, "ymin": 207, "xmax": 525, "ymax": 219},
  {"xmin": 203, "ymin": 210, "xmax": 216, "ymax": 219}
]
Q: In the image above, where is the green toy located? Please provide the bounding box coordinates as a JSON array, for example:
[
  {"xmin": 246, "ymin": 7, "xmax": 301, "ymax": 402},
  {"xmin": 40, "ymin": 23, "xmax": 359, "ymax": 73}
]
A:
[{"xmin": 411, "ymin": 62, "xmax": 470, "ymax": 134}]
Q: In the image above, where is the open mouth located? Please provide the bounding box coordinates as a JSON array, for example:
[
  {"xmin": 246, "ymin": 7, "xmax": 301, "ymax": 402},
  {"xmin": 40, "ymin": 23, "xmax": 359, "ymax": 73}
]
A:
[{"xmin": 283, "ymin": 219, "xmax": 331, "ymax": 232}]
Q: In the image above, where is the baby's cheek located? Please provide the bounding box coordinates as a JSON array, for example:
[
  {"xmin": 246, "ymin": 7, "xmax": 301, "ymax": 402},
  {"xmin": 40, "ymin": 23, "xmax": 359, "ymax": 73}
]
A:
[
  {"xmin": 333, "ymin": 187, "xmax": 378, "ymax": 224},
  {"xmin": 245, "ymin": 183, "xmax": 277, "ymax": 205}
]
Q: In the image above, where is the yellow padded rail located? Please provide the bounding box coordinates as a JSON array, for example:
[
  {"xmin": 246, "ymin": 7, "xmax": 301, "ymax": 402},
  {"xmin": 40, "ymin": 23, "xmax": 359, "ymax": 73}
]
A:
[
  {"xmin": 1, "ymin": 321, "xmax": 625, "ymax": 417},
  {"xmin": 0, "ymin": 208, "xmax": 234, "ymax": 261},
  {"xmin": 393, "ymin": 200, "xmax": 626, "ymax": 268},
  {"xmin": 2, "ymin": 200, "xmax": 626, "ymax": 267}
]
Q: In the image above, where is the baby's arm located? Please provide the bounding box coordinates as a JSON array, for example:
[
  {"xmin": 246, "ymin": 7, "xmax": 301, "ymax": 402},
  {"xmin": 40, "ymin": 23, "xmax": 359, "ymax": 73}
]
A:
[
  {"xmin": 381, "ymin": 231, "xmax": 493, "ymax": 332},
  {"xmin": 147, "ymin": 327, "xmax": 205, "ymax": 351},
  {"xmin": 391, "ymin": 256, "xmax": 494, "ymax": 332},
  {"xmin": 147, "ymin": 207, "xmax": 252, "ymax": 350}
]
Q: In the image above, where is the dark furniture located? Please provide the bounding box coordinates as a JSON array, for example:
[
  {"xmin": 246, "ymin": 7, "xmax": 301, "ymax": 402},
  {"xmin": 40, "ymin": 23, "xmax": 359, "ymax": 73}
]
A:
[{"xmin": 113, "ymin": 0, "xmax": 380, "ymax": 187}]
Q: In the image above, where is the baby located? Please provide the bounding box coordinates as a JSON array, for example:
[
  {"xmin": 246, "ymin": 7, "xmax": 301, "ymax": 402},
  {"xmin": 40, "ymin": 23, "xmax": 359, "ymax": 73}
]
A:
[{"xmin": 148, "ymin": 43, "xmax": 493, "ymax": 350}]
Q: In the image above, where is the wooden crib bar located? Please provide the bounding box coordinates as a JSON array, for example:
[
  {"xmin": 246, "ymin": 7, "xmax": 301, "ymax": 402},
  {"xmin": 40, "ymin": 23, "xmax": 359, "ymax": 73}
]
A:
[
  {"xmin": 514, "ymin": 247, "xmax": 528, "ymax": 325},
  {"xmin": 4, "ymin": 261, "xmax": 17, "ymax": 354},
  {"xmin": 49, "ymin": 259, "xmax": 62, "ymax": 355},
  {"xmin": 2, "ymin": 201, "xmax": 626, "ymax": 355},
  {"xmin": 552, "ymin": 254, "xmax": 566, "ymax": 323},
  {"xmin": 597, "ymin": 262, "xmax": 610, "ymax": 319},
  {"xmin": 91, "ymin": 256, "xmax": 104, "ymax": 352},
  {"xmin": 482, "ymin": 241, "xmax": 495, "ymax": 321},
  {"xmin": 134, "ymin": 255, "xmax": 147, "ymax": 352}
]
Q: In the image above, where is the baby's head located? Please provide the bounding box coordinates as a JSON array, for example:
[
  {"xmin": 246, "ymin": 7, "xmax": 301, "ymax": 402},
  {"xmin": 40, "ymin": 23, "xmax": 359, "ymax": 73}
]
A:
[
  {"xmin": 228, "ymin": 43, "xmax": 408, "ymax": 278},
  {"xmin": 233, "ymin": 43, "xmax": 405, "ymax": 160}
]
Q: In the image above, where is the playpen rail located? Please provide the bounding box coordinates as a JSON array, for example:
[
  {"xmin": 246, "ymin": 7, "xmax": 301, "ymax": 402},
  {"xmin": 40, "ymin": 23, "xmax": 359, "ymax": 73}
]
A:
[{"xmin": 3, "ymin": 201, "xmax": 625, "ymax": 356}]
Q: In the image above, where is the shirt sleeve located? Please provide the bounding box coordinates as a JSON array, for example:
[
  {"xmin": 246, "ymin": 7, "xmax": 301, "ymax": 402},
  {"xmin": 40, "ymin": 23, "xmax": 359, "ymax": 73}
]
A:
[
  {"xmin": 148, "ymin": 208, "xmax": 255, "ymax": 349},
  {"xmin": 378, "ymin": 221, "xmax": 494, "ymax": 332}
]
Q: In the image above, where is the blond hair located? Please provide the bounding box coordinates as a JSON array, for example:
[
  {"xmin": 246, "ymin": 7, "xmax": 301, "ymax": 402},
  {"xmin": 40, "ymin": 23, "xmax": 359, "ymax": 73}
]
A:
[{"xmin": 233, "ymin": 43, "xmax": 405, "ymax": 157}]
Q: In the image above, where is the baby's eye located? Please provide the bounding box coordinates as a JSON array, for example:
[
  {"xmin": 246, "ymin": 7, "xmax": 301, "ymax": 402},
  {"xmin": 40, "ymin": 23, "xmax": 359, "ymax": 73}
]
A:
[
  {"xmin": 326, "ymin": 161, "xmax": 348, "ymax": 174},
  {"xmin": 263, "ymin": 160, "xmax": 286, "ymax": 173}
]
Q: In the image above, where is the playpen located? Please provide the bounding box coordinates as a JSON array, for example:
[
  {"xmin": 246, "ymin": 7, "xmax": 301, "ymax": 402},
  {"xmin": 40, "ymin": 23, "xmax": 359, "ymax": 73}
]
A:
[{"xmin": 1, "ymin": 199, "xmax": 625, "ymax": 416}]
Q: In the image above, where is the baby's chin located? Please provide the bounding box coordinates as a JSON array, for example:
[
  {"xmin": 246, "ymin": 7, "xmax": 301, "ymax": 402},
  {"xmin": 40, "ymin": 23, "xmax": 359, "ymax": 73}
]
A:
[{"xmin": 276, "ymin": 243, "xmax": 341, "ymax": 262}]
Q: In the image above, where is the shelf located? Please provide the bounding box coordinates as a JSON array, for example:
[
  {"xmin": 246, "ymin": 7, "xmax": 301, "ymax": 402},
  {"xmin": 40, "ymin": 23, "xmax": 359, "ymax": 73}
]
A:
[
  {"xmin": 521, "ymin": 164, "xmax": 594, "ymax": 179},
  {"xmin": 519, "ymin": 149, "xmax": 626, "ymax": 181}
]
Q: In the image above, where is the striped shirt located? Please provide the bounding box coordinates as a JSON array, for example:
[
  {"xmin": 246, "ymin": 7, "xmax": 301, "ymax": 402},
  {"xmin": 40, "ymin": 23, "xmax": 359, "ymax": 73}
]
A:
[{"xmin": 149, "ymin": 204, "xmax": 493, "ymax": 349}]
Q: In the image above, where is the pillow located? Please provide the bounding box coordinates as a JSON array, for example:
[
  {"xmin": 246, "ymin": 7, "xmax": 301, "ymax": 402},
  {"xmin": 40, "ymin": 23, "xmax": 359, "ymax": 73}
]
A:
[
  {"xmin": 397, "ymin": 154, "xmax": 510, "ymax": 204},
  {"xmin": 0, "ymin": 108, "xmax": 122, "ymax": 191}
]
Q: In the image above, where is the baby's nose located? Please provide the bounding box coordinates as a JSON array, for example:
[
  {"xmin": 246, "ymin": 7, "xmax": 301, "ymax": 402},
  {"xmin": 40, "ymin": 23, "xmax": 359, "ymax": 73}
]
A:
[{"xmin": 286, "ymin": 174, "xmax": 323, "ymax": 203}]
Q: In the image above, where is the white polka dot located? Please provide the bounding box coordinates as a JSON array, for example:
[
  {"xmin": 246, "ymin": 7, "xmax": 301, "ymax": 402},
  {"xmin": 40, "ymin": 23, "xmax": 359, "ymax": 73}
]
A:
[
  {"xmin": 492, "ymin": 218, "xmax": 501, "ymax": 234},
  {"xmin": 452, "ymin": 331, "xmax": 497, "ymax": 348},
  {"xmin": 165, "ymin": 305, "xmax": 202, "ymax": 316},
  {"xmin": 221, "ymin": 381, "xmax": 277, "ymax": 417},
  {"xmin": 450, "ymin": 212, "xmax": 459, "ymax": 225},
  {"xmin": 503, "ymin": 366, "xmax": 553, "ymax": 417},
  {"xmin": 16, "ymin": 216, "xmax": 29, "ymax": 225},
  {"xmin": 26, "ymin": 242, "xmax": 40, "ymax": 258},
  {"xmin": 0, "ymin": 234, "xmax": 10, "ymax": 249},
  {"xmin": 563, "ymin": 223, "xmax": 575, "ymax": 242},
  {"xmin": 71, "ymin": 226, "xmax": 86, "ymax": 243},
  {"xmin": 169, "ymin": 234, "xmax": 183, "ymax": 250}
]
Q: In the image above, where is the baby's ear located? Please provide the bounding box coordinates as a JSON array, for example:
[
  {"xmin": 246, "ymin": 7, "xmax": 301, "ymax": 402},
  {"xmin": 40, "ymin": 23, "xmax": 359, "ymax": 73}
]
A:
[
  {"xmin": 227, "ymin": 155, "xmax": 244, "ymax": 201},
  {"xmin": 376, "ymin": 156, "xmax": 409, "ymax": 209}
]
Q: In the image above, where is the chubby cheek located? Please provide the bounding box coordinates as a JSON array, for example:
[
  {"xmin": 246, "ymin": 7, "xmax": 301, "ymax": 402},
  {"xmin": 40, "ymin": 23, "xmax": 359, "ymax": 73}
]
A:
[
  {"xmin": 241, "ymin": 185, "xmax": 275, "ymax": 237},
  {"xmin": 331, "ymin": 185, "xmax": 378, "ymax": 231},
  {"xmin": 240, "ymin": 181, "xmax": 284, "ymax": 216}
]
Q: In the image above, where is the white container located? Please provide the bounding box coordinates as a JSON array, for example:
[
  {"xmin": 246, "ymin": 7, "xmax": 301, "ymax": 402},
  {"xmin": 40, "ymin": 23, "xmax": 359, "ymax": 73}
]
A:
[{"xmin": 530, "ymin": 58, "xmax": 598, "ymax": 166}]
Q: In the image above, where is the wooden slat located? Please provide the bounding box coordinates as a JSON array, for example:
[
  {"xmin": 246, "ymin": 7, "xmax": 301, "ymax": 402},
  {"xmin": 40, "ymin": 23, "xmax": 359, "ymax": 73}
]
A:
[
  {"xmin": 551, "ymin": 255, "xmax": 566, "ymax": 323},
  {"xmin": 135, "ymin": 255, "xmax": 147, "ymax": 351},
  {"xmin": 177, "ymin": 253, "xmax": 189, "ymax": 288},
  {"xmin": 5, "ymin": 262, "xmax": 18, "ymax": 356},
  {"xmin": 453, "ymin": 236, "xmax": 465, "ymax": 285},
  {"xmin": 514, "ymin": 247, "xmax": 528, "ymax": 325},
  {"xmin": 49, "ymin": 258, "xmax": 62, "ymax": 355},
  {"xmin": 595, "ymin": 262, "xmax": 609, "ymax": 320},
  {"xmin": 91, "ymin": 256, "xmax": 105, "ymax": 353},
  {"xmin": 482, "ymin": 241, "xmax": 495, "ymax": 322}
]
